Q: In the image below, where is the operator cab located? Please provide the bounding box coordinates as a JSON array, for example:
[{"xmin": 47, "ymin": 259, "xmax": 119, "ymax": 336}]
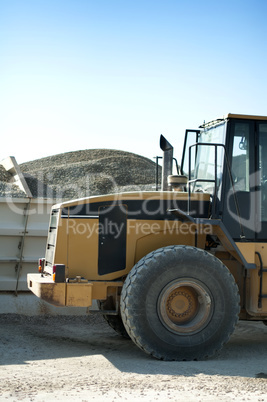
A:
[{"xmin": 181, "ymin": 114, "xmax": 267, "ymax": 241}]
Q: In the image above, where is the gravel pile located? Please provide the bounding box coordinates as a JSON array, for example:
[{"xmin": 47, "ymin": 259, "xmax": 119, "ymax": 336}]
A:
[
  {"xmin": 0, "ymin": 165, "xmax": 26, "ymax": 198},
  {"xmin": 16, "ymin": 149, "xmax": 160, "ymax": 200}
]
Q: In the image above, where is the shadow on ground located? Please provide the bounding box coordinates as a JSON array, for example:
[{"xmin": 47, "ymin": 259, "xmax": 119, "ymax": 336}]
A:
[{"xmin": 0, "ymin": 314, "xmax": 266, "ymax": 379}]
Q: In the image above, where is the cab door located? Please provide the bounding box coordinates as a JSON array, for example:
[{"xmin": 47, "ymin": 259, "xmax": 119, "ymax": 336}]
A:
[
  {"xmin": 221, "ymin": 119, "xmax": 256, "ymax": 240},
  {"xmin": 256, "ymin": 121, "xmax": 267, "ymax": 240},
  {"xmin": 222, "ymin": 118, "xmax": 267, "ymax": 241}
]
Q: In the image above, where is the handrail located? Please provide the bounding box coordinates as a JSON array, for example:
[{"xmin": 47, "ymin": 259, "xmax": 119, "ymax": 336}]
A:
[
  {"xmin": 256, "ymin": 251, "xmax": 267, "ymax": 308},
  {"xmin": 15, "ymin": 198, "xmax": 32, "ymax": 296}
]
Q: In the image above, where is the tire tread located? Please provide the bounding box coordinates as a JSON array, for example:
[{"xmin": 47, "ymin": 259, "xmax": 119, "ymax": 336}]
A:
[{"xmin": 120, "ymin": 245, "xmax": 240, "ymax": 360}]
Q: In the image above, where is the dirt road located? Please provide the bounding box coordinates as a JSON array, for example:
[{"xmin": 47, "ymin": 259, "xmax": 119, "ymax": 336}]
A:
[{"xmin": 0, "ymin": 314, "xmax": 266, "ymax": 401}]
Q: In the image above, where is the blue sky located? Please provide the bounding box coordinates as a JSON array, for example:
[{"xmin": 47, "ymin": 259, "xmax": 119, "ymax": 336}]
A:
[{"xmin": 0, "ymin": 0, "xmax": 267, "ymax": 165}]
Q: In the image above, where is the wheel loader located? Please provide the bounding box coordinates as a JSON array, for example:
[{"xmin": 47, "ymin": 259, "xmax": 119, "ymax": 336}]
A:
[{"xmin": 27, "ymin": 113, "xmax": 267, "ymax": 360}]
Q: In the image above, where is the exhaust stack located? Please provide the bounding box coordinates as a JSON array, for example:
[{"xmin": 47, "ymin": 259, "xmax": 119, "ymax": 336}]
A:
[{"xmin": 160, "ymin": 135, "xmax": 173, "ymax": 191}]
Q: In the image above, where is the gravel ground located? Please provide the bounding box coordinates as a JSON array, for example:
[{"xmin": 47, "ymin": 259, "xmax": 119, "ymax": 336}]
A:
[{"xmin": 0, "ymin": 314, "xmax": 266, "ymax": 401}]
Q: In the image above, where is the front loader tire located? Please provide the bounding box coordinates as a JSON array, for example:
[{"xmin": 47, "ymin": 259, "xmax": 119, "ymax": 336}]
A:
[{"xmin": 120, "ymin": 245, "xmax": 240, "ymax": 361}]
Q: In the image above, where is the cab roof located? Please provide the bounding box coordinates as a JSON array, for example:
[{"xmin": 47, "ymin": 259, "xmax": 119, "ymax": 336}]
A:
[
  {"xmin": 225, "ymin": 113, "xmax": 267, "ymax": 120},
  {"xmin": 200, "ymin": 113, "xmax": 267, "ymax": 129}
]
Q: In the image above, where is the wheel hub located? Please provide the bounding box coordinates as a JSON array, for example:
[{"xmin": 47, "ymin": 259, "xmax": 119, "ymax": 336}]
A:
[{"xmin": 166, "ymin": 287, "xmax": 198, "ymax": 324}]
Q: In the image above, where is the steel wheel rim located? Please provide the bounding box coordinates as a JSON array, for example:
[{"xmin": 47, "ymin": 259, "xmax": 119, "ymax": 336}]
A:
[{"xmin": 157, "ymin": 279, "xmax": 213, "ymax": 335}]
